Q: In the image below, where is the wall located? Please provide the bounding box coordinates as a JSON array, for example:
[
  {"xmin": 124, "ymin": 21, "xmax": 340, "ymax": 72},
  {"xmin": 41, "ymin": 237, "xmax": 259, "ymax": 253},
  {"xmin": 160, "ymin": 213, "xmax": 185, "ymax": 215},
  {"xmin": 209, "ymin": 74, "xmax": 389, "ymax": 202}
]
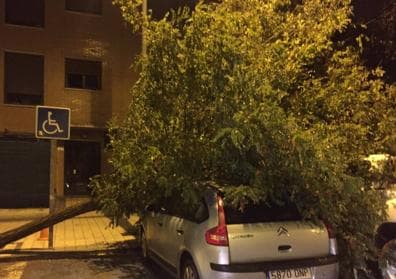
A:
[
  {"xmin": 0, "ymin": 0, "xmax": 139, "ymax": 134},
  {"xmin": 0, "ymin": 0, "xmax": 140, "ymax": 206}
]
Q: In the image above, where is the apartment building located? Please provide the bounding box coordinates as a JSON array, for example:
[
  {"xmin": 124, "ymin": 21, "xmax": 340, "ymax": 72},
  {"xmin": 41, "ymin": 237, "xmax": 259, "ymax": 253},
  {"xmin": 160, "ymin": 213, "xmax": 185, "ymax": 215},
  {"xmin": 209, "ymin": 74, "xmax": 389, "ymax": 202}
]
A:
[{"xmin": 0, "ymin": 0, "xmax": 139, "ymax": 207}]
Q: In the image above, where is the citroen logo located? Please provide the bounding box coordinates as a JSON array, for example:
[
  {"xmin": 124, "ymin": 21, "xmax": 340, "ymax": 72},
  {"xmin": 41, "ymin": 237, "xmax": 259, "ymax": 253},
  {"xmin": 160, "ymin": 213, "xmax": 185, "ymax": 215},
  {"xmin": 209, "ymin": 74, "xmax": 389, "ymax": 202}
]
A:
[{"xmin": 277, "ymin": 226, "xmax": 289, "ymax": 237}]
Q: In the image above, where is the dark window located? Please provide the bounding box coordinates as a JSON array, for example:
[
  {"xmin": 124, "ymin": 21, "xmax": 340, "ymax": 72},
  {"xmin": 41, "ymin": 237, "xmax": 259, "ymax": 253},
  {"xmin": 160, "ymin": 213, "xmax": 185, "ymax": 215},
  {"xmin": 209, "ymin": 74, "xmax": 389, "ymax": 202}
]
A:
[
  {"xmin": 65, "ymin": 58, "xmax": 102, "ymax": 90},
  {"xmin": 4, "ymin": 52, "xmax": 44, "ymax": 105},
  {"xmin": 65, "ymin": 0, "xmax": 102, "ymax": 15},
  {"xmin": 151, "ymin": 195, "xmax": 208, "ymax": 223},
  {"xmin": 5, "ymin": 0, "xmax": 44, "ymax": 27},
  {"xmin": 224, "ymin": 201, "xmax": 302, "ymax": 224},
  {"xmin": 193, "ymin": 199, "xmax": 209, "ymax": 223},
  {"xmin": 170, "ymin": 197, "xmax": 209, "ymax": 223}
]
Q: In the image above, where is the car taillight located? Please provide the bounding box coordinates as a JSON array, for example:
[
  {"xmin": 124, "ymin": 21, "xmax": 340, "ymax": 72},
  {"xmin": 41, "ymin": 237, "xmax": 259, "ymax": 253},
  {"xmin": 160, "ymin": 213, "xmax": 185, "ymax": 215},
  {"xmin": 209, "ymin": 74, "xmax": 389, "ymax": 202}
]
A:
[
  {"xmin": 205, "ymin": 224, "xmax": 228, "ymax": 246},
  {"xmin": 205, "ymin": 196, "xmax": 229, "ymax": 246},
  {"xmin": 325, "ymin": 223, "xmax": 338, "ymax": 255}
]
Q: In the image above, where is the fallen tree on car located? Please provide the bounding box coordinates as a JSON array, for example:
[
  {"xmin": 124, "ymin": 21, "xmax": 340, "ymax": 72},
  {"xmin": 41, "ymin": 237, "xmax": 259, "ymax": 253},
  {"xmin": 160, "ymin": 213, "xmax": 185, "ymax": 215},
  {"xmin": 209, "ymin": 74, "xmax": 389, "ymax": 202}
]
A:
[{"xmin": 91, "ymin": 0, "xmax": 395, "ymax": 276}]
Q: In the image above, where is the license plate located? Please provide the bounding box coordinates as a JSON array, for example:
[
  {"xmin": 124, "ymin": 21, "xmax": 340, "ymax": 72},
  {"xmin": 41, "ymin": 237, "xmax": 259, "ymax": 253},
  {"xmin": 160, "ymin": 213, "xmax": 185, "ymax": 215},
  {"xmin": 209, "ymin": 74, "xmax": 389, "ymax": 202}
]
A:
[{"xmin": 267, "ymin": 268, "xmax": 312, "ymax": 279}]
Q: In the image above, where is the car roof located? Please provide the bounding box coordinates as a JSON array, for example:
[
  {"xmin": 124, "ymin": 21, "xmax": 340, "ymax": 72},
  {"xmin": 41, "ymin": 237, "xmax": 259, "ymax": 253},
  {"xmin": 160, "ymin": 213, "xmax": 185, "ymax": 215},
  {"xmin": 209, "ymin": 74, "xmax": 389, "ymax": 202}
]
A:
[{"xmin": 194, "ymin": 180, "xmax": 224, "ymax": 193}]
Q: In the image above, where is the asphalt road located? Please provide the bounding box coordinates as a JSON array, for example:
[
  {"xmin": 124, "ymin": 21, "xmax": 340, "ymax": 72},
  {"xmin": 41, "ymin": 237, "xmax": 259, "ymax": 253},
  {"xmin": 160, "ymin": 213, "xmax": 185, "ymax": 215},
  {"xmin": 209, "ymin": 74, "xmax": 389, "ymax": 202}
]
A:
[{"xmin": 0, "ymin": 249, "xmax": 173, "ymax": 279}]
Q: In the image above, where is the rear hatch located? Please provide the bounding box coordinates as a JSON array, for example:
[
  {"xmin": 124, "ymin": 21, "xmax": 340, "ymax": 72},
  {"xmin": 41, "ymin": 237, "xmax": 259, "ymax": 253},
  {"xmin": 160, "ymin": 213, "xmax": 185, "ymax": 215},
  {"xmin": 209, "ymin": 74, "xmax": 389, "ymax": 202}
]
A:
[{"xmin": 224, "ymin": 202, "xmax": 329, "ymax": 263}]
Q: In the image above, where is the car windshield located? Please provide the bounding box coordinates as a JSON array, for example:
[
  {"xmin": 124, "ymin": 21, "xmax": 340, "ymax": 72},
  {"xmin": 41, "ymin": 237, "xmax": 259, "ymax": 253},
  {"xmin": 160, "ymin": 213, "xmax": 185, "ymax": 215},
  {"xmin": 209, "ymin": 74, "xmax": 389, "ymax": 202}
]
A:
[{"xmin": 224, "ymin": 201, "xmax": 302, "ymax": 224}]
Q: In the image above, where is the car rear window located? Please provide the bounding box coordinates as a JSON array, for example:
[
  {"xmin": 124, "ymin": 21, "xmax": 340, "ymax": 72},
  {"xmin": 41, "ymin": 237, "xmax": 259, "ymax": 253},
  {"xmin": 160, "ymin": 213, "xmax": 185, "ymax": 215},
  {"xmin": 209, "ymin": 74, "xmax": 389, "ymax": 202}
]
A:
[{"xmin": 224, "ymin": 201, "xmax": 302, "ymax": 224}]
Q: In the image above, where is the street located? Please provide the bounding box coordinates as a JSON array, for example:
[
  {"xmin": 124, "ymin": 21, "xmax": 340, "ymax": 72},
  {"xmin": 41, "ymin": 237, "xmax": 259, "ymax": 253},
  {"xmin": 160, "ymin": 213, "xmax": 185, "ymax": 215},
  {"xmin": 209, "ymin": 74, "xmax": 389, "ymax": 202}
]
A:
[
  {"xmin": 0, "ymin": 208, "xmax": 172, "ymax": 279},
  {"xmin": 0, "ymin": 249, "xmax": 173, "ymax": 279}
]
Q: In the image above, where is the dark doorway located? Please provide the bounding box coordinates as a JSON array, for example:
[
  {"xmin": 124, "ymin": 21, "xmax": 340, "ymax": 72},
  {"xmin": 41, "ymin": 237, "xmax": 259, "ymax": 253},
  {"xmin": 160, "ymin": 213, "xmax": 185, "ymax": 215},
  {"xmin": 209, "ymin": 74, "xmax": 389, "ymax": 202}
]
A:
[
  {"xmin": 64, "ymin": 141, "xmax": 101, "ymax": 196},
  {"xmin": 0, "ymin": 138, "xmax": 50, "ymax": 208}
]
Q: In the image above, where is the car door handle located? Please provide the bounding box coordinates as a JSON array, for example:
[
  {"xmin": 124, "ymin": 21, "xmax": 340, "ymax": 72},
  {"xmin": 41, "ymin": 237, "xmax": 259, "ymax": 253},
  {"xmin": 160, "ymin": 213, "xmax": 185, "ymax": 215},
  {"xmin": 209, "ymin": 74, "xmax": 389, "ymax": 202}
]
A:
[
  {"xmin": 176, "ymin": 229, "xmax": 184, "ymax": 236},
  {"xmin": 157, "ymin": 222, "xmax": 163, "ymax": 227}
]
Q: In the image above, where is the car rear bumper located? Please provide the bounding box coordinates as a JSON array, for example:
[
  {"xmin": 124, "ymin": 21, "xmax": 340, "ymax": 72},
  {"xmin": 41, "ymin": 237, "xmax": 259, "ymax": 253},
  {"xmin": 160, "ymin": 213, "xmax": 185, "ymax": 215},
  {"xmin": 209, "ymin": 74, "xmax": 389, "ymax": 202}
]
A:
[
  {"xmin": 207, "ymin": 256, "xmax": 338, "ymax": 279},
  {"xmin": 210, "ymin": 255, "xmax": 337, "ymax": 272}
]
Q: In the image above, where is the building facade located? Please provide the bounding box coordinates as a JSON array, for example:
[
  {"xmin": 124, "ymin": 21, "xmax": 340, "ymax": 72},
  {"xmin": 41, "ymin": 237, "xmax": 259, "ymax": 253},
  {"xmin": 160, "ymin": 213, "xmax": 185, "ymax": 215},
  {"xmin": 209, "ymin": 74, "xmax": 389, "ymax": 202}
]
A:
[{"xmin": 0, "ymin": 0, "xmax": 139, "ymax": 207}]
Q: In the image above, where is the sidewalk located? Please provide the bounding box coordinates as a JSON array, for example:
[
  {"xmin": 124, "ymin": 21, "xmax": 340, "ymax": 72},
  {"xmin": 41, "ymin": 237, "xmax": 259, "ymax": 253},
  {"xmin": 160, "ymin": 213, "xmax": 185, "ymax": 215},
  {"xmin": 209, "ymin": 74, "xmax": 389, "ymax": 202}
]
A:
[{"xmin": 0, "ymin": 207, "xmax": 139, "ymax": 258}]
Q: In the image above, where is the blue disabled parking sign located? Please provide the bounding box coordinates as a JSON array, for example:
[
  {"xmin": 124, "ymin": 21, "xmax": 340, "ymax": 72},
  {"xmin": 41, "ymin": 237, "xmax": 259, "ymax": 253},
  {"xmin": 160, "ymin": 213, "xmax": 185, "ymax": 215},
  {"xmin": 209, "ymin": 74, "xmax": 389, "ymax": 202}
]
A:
[{"xmin": 36, "ymin": 106, "xmax": 71, "ymax": 140}]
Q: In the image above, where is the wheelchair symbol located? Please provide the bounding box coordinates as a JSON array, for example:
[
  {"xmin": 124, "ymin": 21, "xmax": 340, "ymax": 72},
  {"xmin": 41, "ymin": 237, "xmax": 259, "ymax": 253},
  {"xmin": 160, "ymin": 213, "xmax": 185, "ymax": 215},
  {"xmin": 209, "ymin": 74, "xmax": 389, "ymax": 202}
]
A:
[{"xmin": 41, "ymin": 111, "xmax": 63, "ymax": 135}]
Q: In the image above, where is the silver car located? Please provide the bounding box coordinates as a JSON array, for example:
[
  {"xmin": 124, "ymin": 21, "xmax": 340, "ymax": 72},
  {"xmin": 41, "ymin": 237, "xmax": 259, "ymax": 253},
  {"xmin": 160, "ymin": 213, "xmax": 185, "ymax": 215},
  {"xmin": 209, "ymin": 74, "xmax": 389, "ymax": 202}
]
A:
[{"xmin": 139, "ymin": 187, "xmax": 338, "ymax": 279}]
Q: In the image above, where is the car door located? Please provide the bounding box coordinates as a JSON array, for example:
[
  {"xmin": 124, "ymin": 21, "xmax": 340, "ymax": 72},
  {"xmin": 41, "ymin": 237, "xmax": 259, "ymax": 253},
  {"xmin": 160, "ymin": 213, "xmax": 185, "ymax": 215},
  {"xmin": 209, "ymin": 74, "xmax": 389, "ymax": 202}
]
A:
[
  {"xmin": 160, "ymin": 213, "xmax": 186, "ymax": 267},
  {"xmin": 144, "ymin": 206, "xmax": 167, "ymax": 260},
  {"xmin": 160, "ymin": 199, "xmax": 207, "ymax": 268}
]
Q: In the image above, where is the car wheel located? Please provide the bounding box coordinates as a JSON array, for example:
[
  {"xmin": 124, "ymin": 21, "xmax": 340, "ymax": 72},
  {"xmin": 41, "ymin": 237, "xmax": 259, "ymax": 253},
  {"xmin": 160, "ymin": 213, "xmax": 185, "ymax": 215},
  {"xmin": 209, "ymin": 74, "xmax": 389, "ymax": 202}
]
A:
[
  {"xmin": 140, "ymin": 229, "xmax": 148, "ymax": 259},
  {"xmin": 379, "ymin": 240, "xmax": 396, "ymax": 279},
  {"xmin": 181, "ymin": 258, "xmax": 199, "ymax": 279}
]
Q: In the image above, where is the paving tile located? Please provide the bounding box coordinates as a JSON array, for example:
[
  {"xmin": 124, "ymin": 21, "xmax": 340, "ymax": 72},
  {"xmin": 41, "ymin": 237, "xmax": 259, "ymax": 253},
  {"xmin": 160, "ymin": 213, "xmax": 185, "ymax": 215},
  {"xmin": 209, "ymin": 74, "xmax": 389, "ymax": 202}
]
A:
[
  {"xmin": 97, "ymin": 217, "xmax": 117, "ymax": 243},
  {"xmin": 20, "ymin": 233, "xmax": 35, "ymax": 250},
  {"xmin": 54, "ymin": 221, "xmax": 66, "ymax": 250},
  {"xmin": 77, "ymin": 216, "xmax": 89, "ymax": 248},
  {"xmin": 87, "ymin": 216, "xmax": 108, "ymax": 245}
]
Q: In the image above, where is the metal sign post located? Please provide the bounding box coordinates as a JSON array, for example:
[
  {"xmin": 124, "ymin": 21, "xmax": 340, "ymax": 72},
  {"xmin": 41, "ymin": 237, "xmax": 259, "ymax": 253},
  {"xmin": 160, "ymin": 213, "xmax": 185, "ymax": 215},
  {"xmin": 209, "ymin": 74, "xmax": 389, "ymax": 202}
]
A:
[
  {"xmin": 36, "ymin": 106, "xmax": 70, "ymax": 248},
  {"xmin": 48, "ymin": 140, "xmax": 56, "ymax": 248}
]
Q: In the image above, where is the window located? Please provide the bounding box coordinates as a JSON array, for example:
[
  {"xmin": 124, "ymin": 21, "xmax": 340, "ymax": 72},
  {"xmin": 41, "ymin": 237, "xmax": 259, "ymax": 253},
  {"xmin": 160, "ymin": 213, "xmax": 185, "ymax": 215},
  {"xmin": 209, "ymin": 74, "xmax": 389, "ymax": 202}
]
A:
[
  {"xmin": 65, "ymin": 0, "xmax": 102, "ymax": 15},
  {"xmin": 192, "ymin": 199, "xmax": 209, "ymax": 223},
  {"xmin": 224, "ymin": 201, "xmax": 302, "ymax": 224},
  {"xmin": 5, "ymin": 0, "xmax": 44, "ymax": 27},
  {"xmin": 65, "ymin": 59, "xmax": 102, "ymax": 90},
  {"xmin": 4, "ymin": 52, "xmax": 44, "ymax": 105},
  {"xmin": 158, "ymin": 195, "xmax": 208, "ymax": 223}
]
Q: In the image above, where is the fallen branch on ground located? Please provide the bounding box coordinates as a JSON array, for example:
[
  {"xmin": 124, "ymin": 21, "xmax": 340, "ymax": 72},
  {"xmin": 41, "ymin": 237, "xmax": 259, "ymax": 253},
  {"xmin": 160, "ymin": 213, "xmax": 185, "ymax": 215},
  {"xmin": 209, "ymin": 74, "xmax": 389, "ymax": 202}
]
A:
[{"xmin": 0, "ymin": 200, "xmax": 97, "ymax": 248}]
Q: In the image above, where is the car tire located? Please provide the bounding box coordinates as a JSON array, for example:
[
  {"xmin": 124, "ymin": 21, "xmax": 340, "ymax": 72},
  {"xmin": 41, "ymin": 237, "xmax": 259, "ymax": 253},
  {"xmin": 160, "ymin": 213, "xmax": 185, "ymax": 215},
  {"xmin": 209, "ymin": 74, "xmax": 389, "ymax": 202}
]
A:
[
  {"xmin": 140, "ymin": 229, "xmax": 148, "ymax": 259},
  {"xmin": 181, "ymin": 258, "xmax": 199, "ymax": 279},
  {"xmin": 379, "ymin": 239, "xmax": 396, "ymax": 279}
]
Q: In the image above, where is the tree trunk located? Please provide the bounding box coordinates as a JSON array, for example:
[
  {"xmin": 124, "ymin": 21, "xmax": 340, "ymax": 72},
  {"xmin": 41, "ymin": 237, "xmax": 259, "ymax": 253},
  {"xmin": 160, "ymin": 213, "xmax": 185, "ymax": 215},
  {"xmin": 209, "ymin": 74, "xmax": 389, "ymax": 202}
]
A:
[{"xmin": 0, "ymin": 200, "xmax": 97, "ymax": 248}]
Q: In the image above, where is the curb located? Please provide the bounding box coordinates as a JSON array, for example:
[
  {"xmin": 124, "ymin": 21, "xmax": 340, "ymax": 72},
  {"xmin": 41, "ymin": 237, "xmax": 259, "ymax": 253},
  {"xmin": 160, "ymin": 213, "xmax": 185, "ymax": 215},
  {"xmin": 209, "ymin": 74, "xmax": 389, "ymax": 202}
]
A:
[{"xmin": 0, "ymin": 240, "xmax": 139, "ymax": 263}]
